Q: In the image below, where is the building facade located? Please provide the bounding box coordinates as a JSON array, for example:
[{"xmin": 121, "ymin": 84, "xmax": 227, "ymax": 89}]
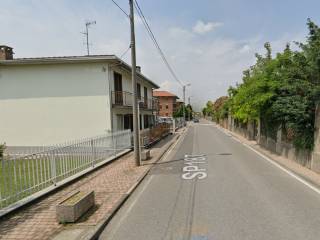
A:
[
  {"xmin": 0, "ymin": 46, "xmax": 159, "ymax": 146},
  {"xmin": 153, "ymin": 90, "xmax": 179, "ymax": 117}
]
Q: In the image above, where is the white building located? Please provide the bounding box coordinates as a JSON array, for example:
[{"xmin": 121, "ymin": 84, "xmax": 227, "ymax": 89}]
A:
[{"xmin": 0, "ymin": 46, "xmax": 159, "ymax": 146}]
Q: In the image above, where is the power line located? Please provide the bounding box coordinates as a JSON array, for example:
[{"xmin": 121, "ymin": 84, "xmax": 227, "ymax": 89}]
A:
[
  {"xmin": 133, "ymin": 0, "xmax": 184, "ymax": 86},
  {"xmin": 111, "ymin": 0, "xmax": 129, "ymax": 18},
  {"xmin": 134, "ymin": 0, "xmax": 183, "ymax": 86},
  {"xmin": 119, "ymin": 45, "xmax": 131, "ymax": 59}
]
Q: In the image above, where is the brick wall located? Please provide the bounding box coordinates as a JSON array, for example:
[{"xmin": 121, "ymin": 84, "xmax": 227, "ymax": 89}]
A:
[{"xmin": 157, "ymin": 96, "xmax": 177, "ymax": 117}]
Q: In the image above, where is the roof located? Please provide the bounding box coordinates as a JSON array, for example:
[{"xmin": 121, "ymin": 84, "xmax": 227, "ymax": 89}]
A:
[
  {"xmin": 0, "ymin": 45, "xmax": 13, "ymax": 49},
  {"xmin": 153, "ymin": 90, "xmax": 178, "ymax": 98},
  {"xmin": 0, "ymin": 54, "xmax": 159, "ymax": 88}
]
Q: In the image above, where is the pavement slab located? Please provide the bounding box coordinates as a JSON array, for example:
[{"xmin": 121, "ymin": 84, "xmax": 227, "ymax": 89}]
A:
[{"xmin": 0, "ymin": 132, "xmax": 181, "ymax": 240}]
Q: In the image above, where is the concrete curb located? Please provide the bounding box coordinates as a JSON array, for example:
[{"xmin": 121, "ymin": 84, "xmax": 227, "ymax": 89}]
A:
[{"xmin": 81, "ymin": 131, "xmax": 184, "ymax": 240}]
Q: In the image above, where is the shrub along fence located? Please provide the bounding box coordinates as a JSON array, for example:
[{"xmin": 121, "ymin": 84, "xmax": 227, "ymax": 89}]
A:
[
  {"xmin": 0, "ymin": 130, "xmax": 131, "ymax": 211},
  {"xmin": 219, "ymin": 103, "xmax": 320, "ymax": 173}
]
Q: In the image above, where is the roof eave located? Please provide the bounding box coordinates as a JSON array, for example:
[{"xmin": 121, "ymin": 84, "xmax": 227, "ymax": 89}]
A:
[
  {"xmin": 0, "ymin": 55, "xmax": 160, "ymax": 89},
  {"xmin": 114, "ymin": 56, "xmax": 160, "ymax": 89},
  {"xmin": 0, "ymin": 55, "xmax": 118, "ymax": 65}
]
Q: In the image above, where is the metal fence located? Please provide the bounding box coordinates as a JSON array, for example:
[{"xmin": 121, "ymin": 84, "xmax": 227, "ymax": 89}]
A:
[
  {"xmin": 174, "ymin": 117, "xmax": 185, "ymax": 130},
  {"xmin": 140, "ymin": 123, "xmax": 171, "ymax": 147},
  {"xmin": 111, "ymin": 91, "xmax": 158, "ymax": 110},
  {"xmin": 0, "ymin": 130, "xmax": 131, "ymax": 210}
]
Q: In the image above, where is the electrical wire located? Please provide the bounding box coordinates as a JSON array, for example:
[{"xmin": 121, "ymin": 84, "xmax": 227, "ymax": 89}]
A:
[
  {"xmin": 133, "ymin": 0, "xmax": 184, "ymax": 86},
  {"xmin": 119, "ymin": 45, "xmax": 131, "ymax": 59},
  {"xmin": 111, "ymin": 0, "xmax": 129, "ymax": 18}
]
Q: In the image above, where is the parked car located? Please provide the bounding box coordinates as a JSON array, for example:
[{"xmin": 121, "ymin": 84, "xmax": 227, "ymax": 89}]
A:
[
  {"xmin": 157, "ymin": 117, "xmax": 173, "ymax": 124},
  {"xmin": 193, "ymin": 118, "xmax": 199, "ymax": 123}
]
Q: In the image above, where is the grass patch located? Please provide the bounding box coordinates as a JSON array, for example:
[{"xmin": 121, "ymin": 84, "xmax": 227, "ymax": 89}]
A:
[
  {"xmin": 0, "ymin": 147, "xmax": 117, "ymax": 209},
  {"xmin": 0, "ymin": 154, "xmax": 96, "ymax": 208}
]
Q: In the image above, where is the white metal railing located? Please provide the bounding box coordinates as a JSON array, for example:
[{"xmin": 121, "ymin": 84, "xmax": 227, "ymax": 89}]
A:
[
  {"xmin": 0, "ymin": 130, "xmax": 131, "ymax": 210},
  {"xmin": 174, "ymin": 117, "xmax": 185, "ymax": 129},
  {"xmin": 111, "ymin": 91, "xmax": 158, "ymax": 110}
]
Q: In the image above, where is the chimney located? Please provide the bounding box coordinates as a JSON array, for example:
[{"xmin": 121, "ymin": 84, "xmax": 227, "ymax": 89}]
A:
[
  {"xmin": 136, "ymin": 66, "xmax": 141, "ymax": 73},
  {"xmin": 0, "ymin": 46, "xmax": 14, "ymax": 60}
]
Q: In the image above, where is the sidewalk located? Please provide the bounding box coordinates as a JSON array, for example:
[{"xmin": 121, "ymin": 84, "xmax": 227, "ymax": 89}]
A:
[{"xmin": 0, "ymin": 131, "xmax": 183, "ymax": 240}]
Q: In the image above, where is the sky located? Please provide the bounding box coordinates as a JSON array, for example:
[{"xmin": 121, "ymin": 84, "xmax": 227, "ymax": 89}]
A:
[{"xmin": 1, "ymin": 0, "xmax": 320, "ymax": 110}]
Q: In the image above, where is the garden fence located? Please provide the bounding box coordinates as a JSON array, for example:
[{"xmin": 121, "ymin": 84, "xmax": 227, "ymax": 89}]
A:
[{"xmin": 0, "ymin": 130, "xmax": 131, "ymax": 210}]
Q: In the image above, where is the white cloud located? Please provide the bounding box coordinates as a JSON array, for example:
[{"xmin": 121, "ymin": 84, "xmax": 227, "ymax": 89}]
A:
[
  {"xmin": 159, "ymin": 80, "xmax": 174, "ymax": 92},
  {"xmin": 192, "ymin": 20, "xmax": 223, "ymax": 34},
  {"xmin": 239, "ymin": 44, "xmax": 251, "ymax": 53},
  {"xmin": 0, "ymin": 1, "xmax": 306, "ymax": 111}
]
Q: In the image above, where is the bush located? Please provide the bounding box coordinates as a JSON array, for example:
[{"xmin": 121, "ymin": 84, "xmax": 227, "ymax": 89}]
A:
[
  {"xmin": 225, "ymin": 19, "xmax": 320, "ymax": 150},
  {"xmin": 0, "ymin": 143, "xmax": 6, "ymax": 159}
]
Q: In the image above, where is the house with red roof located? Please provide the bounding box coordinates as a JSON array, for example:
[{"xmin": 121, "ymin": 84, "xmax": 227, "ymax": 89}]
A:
[{"xmin": 153, "ymin": 90, "xmax": 179, "ymax": 117}]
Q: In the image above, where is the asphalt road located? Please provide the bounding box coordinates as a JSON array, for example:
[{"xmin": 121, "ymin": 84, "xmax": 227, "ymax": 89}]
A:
[{"xmin": 99, "ymin": 120, "xmax": 320, "ymax": 240}]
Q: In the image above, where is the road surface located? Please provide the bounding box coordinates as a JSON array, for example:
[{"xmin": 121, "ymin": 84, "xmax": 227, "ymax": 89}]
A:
[{"xmin": 99, "ymin": 120, "xmax": 320, "ymax": 240}]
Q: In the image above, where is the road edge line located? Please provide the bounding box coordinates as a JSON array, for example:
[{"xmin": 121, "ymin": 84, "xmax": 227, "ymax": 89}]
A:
[
  {"xmin": 83, "ymin": 128, "xmax": 189, "ymax": 240},
  {"xmin": 214, "ymin": 124, "xmax": 320, "ymax": 195}
]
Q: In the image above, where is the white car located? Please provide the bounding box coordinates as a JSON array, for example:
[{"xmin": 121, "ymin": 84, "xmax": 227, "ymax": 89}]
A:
[{"xmin": 158, "ymin": 117, "xmax": 173, "ymax": 124}]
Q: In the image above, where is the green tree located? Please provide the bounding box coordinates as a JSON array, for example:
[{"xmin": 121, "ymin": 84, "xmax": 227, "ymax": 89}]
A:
[
  {"xmin": 174, "ymin": 104, "xmax": 193, "ymax": 120},
  {"xmin": 225, "ymin": 19, "xmax": 320, "ymax": 150},
  {"xmin": 212, "ymin": 96, "xmax": 229, "ymax": 122},
  {"xmin": 0, "ymin": 143, "xmax": 6, "ymax": 159},
  {"xmin": 202, "ymin": 101, "xmax": 214, "ymax": 117}
]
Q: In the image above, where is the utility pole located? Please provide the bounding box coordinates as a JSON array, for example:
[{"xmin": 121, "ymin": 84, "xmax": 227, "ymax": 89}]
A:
[
  {"xmin": 182, "ymin": 84, "xmax": 191, "ymax": 124},
  {"xmin": 183, "ymin": 85, "xmax": 186, "ymax": 122},
  {"xmin": 188, "ymin": 96, "xmax": 191, "ymax": 121},
  {"xmin": 129, "ymin": 0, "xmax": 141, "ymax": 166},
  {"xmin": 82, "ymin": 20, "xmax": 96, "ymax": 56}
]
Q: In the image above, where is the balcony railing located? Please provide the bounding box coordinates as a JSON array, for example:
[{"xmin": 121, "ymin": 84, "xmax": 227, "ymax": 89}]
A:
[{"xmin": 112, "ymin": 91, "xmax": 158, "ymax": 110}]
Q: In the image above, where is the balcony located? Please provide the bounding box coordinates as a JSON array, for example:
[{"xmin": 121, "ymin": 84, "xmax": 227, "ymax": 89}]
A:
[{"xmin": 111, "ymin": 91, "xmax": 158, "ymax": 110}]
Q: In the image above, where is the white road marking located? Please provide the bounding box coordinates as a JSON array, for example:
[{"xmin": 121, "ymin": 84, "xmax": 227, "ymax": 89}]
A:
[
  {"xmin": 106, "ymin": 175, "xmax": 154, "ymax": 239},
  {"xmin": 243, "ymin": 142, "xmax": 320, "ymax": 195},
  {"xmin": 104, "ymin": 128, "xmax": 190, "ymax": 238},
  {"xmin": 214, "ymin": 124, "xmax": 320, "ymax": 195},
  {"xmin": 160, "ymin": 130, "xmax": 187, "ymax": 162},
  {"xmin": 182, "ymin": 155, "xmax": 207, "ymax": 180}
]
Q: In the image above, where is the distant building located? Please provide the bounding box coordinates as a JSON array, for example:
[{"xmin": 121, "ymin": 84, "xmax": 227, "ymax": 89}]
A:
[
  {"xmin": 153, "ymin": 90, "xmax": 179, "ymax": 117},
  {"xmin": 0, "ymin": 46, "xmax": 159, "ymax": 146}
]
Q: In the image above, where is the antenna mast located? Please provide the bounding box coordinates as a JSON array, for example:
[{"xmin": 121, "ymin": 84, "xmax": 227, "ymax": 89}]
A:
[{"xmin": 82, "ymin": 20, "xmax": 96, "ymax": 55}]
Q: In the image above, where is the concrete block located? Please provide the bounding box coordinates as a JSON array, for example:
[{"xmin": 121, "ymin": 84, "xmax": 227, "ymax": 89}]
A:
[
  {"xmin": 141, "ymin": 149, "xmax": 151, "ymax": 161},
  {"xmin": 311, "ymin": 152, "xmax": 320, "ymax": 173},
  {"xmin": 56, "ymin": 191, "xmax": 95, "ymax": 223}
]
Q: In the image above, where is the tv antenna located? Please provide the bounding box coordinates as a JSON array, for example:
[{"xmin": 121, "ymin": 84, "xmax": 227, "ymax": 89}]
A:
[{"xmin": 81, "ymin": 20, "xmax": 96, "ymax": 55}]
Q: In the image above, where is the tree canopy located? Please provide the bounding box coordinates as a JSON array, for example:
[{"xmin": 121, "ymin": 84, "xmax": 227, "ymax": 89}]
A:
[
  {"xmin": 174, "ymin": 104, "xmax": 193, "ymax": 119},
  {"xmin": 208, "ymin": 19, "xmax": 320, "ymax": 150}
]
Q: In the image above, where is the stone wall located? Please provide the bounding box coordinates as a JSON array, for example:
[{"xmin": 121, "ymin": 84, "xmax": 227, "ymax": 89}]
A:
[
  {"xmin": 312, "ymin": 103, "xmax": 320, "ymax": 173},
  {"xmin": 223, "ymin": 116, "xmax": 314, "ymax": 170},
  {"xmin": 219, "ymin": 118, "xmax": 228, "ymax": 129}
]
